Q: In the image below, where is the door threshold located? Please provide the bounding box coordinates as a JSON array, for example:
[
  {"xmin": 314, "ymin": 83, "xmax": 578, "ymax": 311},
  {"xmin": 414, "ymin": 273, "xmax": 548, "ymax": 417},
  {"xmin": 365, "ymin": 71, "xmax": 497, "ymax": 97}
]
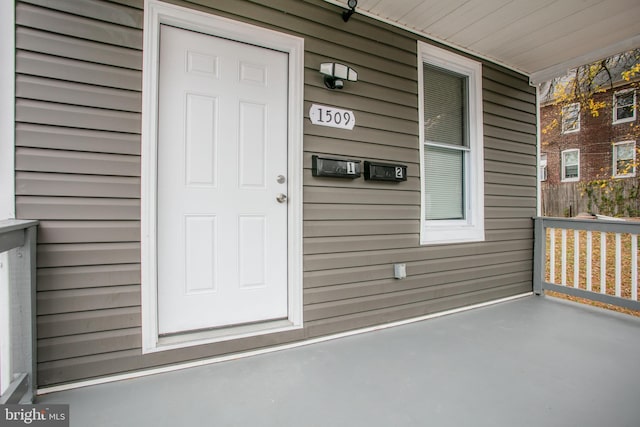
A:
[{"xmin": 154, "ymin": 319, "xmax": 298, "ymax": 351}]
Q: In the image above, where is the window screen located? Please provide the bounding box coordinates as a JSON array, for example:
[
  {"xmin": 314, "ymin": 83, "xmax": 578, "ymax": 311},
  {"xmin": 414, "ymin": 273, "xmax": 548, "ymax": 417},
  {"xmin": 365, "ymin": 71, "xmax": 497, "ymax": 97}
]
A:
[{"xmin": 423, "ymin": 63, "xmax": 468, "ymax": 220}]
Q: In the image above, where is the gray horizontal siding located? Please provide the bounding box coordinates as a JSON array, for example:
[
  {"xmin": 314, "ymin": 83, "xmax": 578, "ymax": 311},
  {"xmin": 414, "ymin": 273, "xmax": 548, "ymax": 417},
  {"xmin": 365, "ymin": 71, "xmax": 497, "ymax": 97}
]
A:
[
  {"xmin": 37, "ymin": 307, "xmax": 141, "ymax": 338},
  {"xmin": 16, "ymin": 0, "xmax": 537, "ymax": 387}
]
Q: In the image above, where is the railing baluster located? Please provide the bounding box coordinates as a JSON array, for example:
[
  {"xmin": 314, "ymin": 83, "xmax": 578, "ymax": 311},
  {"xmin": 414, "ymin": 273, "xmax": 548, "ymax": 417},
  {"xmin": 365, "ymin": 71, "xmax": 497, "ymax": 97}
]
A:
[
  {"xmin": 574, "ymin": 229, "xmax": 580, "ymax": 288},
  {"xmin": 537, "ymin": 217, "xmax": 640, "ymax": 312},
  {"xmin": 601, "ymin": 232, "xmax": 607, "ymax": 294},
  {"xmin": 615, "ymin": 233, "xmax": 622, "ymax": 297},
  {"xmin": 549, "ymin": 228, "xmax": 555, "ymax": 283},
  {"xmin": 586, "ymin": 231, "xmax": 593, "ymax": 292},
  {"xmin": 561, "ymin": 229, "xmax": 567, "ymax": 286}
]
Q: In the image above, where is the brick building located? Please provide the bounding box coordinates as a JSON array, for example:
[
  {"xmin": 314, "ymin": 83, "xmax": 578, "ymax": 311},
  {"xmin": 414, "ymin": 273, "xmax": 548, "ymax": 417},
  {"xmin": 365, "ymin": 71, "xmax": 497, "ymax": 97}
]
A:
[{"xmin": 540, "ymin": 77, "xmax": 639, "ymax": 216}]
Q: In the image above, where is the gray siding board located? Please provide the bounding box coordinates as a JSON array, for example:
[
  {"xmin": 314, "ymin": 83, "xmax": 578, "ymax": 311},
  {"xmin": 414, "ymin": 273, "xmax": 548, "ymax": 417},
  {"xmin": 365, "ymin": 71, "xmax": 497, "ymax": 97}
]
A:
[
  {"xmin": 483, "ymin": 90, "xmax": 536, "ymax": 115},
  {"xmin": 483, "ymin": 65, "xmax": 534, "ymax": 93},
  {"xmin": 16, "ymin": 124, "xmax": 141, "ymax": 155},
  {"xmin": 304, "ymin": 270, "xmax": 531, "ymax": 319},
  {"xmin": 38, "ymin": 221, "xmax": 140, "ymax": 244},
  {"xmin": 38, "ymin": 328, "xmax": 141, "ymax": 362},
  {"xmin": 485, "ymin": 229, "xmax": 532, "ymax": 241},
  {"xmin": 486, "ymin": 207, "xmax": 537, "ymax": 219},
  {"xmin": 305, "ymin": 283, "xmax": 532, "ymax": 338},
  {"xmin": 16, "ymin": 3, "xmax": 143, "ymax": 49},
  {"xmin": 16, "ymin": 196, "xmax": 140, "ymax": 220},
  {"xmin": 304, "ymin": 234, "xmax": 418, "ymax": 255},
  {"xmin": 16, "ymin": 172, "xmax": 140, "ymax": 198},
  {"xmin": 485, "ymin": 172, "xmax": 536, "ymax": 187},
  {"xmin": 304, "ymin": 137, "xmax": 418, "ymax": 164},
  {"xmin": 36, "ymin": 285, "xmax": 140, "ymax": 316},
  {"xmin": 107, "ymin": 0, "xmax": 143, "ymax": 9},
  {"xmin": 304, "ymin": 220, "xmax": 419, "ymax": 237},
  {"xmin": 484, "ymin": 137, "xmax": 536, "ymax": 156},
  {"xmin": 483, "ymin": 79, "xmax": 535, "ymax": 104},
  {"xmin": 304, "ymin": 122, "xmax": 418, "ymax": 150},
  {"xmin": 486, "ymin": 195, "xmax": 536, "ymax": 208},
  {"xmin": 16, "ymin": 100, "xmax": 141, "ymax": 133},
  {"xmin": 37, "ymin": 307, "xmax": 141, "ymax": 339},
  {"xmin": 38, "ymin": 264, "xmax": 141, "ymax": 291},
  {"xmin": 485, "ymin": 183, "xmax": 536, "ymax": 198},
  {"xmin": 486, "ymin": 218, "xmax": 533, "ymax": 230},
  {"xmin": 16, "ymin": 51, "xmax": 142, "ymax": 91},
  {"xmin": 16, "ymin": 75, "xmax": 141, "ymax": 112},
  {"xmin": 17, "ymin": 27, "xmax": 142, "ymax": 70},
  {"xmin": 305, "ymin": 270, "xmax": 532, "ymax": 305},
  {"xmin": 484, "ymin": 113, "xmax": 537, "ymax": 135},
  {"xmin": 304, "ymin": 186, "xmax": 417, "ymax": 206},
  {"xmin": 306, "ymin": 76, "xmax": 417, "ymax": 110},
  {"xmin": 16, "ymin": 148, "xmax": 140, "ymax": 176},
  {"xmin": 304, "ymin": 204, "xmax": 420, "ymax": 221},
  {"xmin": 22, "ymin": 0, "xmax": 143, "ymax": 28},
  {"xmin": 304, "ymin": 240, "xmax": 533, "ymax": 272},
  {"xmin": 304, "ymin": 250, "xmax": 532, "ymax": 288},
  {"xmin": 484, "ymin": 101, "xmax": 536, "ymax": 125},
  {"xmin": 485, "ymin": 159, "xmax": 536, "ymax": 177},
  {"xmin": 37, "ymin": 242, "xmax": 141, "ymax": 268},
  {"xmin": 484, "ymin": 124, "xmax": 536, "ymax": 145},
  {"xmin": 484, "ymin": 148, "xmax": 536, "ymax": 166}
]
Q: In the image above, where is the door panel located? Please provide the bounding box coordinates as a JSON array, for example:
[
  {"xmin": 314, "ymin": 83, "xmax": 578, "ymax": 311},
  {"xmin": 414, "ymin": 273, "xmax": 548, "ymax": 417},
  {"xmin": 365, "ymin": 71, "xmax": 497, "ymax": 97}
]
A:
[{"xmin": 157, "ymin": 25, "xmax": 289, "ymax": 335}]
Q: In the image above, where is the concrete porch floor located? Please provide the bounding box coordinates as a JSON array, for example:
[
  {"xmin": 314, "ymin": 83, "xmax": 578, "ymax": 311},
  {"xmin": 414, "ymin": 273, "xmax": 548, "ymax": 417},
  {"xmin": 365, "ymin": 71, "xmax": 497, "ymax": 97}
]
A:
[{"xmin": 37, "ymin": 295, "xmax": 640, "ymax": 427}]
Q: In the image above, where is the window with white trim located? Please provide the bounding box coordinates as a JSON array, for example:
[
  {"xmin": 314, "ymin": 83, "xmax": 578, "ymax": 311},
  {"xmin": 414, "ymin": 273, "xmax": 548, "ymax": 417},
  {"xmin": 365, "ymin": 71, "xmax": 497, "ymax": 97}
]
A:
[
  {"xmin": 561, "ymin": 149, "xmax": 580, "ymax": 182},
  {"xmin": 540, "ymin": 153, "xmax": 547, "ymax": 181},
  {"xmin": 418, "ymin": 42, "xmax": 484, "ymax": 245},
  {"xmin": 561, "ymin": 103, "xmax": 580, "ymax": 133},
  {"xmin": 613, "ymin": 89, "xmax": 636, "ymax": 124},
  {"xmin": 613, "ymin": 141, "xmax": 636, "ymax": 177}
]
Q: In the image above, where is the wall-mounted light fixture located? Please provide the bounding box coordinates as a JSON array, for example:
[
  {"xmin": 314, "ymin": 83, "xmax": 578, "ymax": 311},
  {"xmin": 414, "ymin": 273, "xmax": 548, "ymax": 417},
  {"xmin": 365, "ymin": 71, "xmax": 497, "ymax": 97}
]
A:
[
  {"xmin": 342, "ymin": 0, "xmax": 358, "ymax": 22},
  {"xmin": 319, "ymin": 62, "xmax": 358, "ymax": 89}
]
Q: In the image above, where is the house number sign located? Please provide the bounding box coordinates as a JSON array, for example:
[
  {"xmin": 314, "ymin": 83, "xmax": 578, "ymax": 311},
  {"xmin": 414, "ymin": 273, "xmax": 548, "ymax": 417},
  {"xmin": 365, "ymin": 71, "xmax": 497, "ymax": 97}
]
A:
[{"xmin": 309, "ymin": 104, "xmax": 355, "ymax": 130}]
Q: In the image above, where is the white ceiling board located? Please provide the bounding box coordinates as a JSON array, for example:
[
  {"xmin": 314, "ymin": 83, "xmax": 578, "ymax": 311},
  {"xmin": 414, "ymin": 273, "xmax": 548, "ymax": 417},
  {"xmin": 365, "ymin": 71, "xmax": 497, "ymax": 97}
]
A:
[
  {"xmin": 512, "ymin": 9, "xmax": 640, "ymax": 71},
  {"xmin": 324, "ymin": 0, "xmax": 640, "ymax": 82},
  {"xmin": 494, "ymin": 0, "xmax": 635, "ymax": 59},
  {"xmin": 451, "ymin": 0, "xmax": 558, "ymax": 47},
  {"xmin": 422, "ymin": 0, "xmax": 514, "ymax": 40}
]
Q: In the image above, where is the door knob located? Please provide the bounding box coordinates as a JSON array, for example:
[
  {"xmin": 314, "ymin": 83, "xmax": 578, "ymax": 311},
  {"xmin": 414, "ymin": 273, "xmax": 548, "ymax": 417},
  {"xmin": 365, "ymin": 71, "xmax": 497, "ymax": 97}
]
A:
[{"xmin": 276, "ymin": 193, "xmax": 288, "ymax": 203}]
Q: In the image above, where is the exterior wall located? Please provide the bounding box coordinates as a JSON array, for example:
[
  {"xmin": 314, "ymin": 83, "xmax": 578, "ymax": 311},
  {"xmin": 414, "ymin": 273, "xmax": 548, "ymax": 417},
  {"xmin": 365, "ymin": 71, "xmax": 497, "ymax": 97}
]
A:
[
  {"xmin": 14, "ymin": 0, "xmax": 537, "ymax": 387},
  {"xmin": 541, "ymin": 83, "xmax": 639, "ymax": 186},
  {"xmin": 540, "ymin": 81, "xmax": 639, "ymax": 216}
]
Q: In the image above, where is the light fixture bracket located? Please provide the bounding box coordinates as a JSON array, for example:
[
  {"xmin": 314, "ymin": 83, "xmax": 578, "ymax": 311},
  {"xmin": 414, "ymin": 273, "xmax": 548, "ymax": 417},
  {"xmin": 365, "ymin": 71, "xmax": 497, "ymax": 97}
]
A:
[{"xmin": 342, "ymin": 0, "xmax": 357, "ymax": 22}]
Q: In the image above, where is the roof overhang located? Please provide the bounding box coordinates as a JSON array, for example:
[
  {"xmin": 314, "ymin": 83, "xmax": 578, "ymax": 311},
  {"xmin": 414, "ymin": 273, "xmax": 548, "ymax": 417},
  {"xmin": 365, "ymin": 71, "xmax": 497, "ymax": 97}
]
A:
[{"xmin": 324, "ymin": 0, "xmax": 640, "ymax": 85}]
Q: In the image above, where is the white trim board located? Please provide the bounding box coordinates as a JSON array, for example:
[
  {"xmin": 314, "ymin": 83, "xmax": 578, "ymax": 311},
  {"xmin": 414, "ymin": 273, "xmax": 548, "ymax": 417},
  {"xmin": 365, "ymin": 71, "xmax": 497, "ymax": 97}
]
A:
[
  {"xmin": 0, "ymin": 0, "xmax": 15, "ymax": 221},
  {"xmin": 38, "ymin": 293, "xmax": 533, "ymax": 395},
  {"xmin": 140, "ymin": 0, "xmax": 304, "ymax": 353},
  {"xmin": 0, "ymin": 0, "xmax": 15, "ymax": 396}
]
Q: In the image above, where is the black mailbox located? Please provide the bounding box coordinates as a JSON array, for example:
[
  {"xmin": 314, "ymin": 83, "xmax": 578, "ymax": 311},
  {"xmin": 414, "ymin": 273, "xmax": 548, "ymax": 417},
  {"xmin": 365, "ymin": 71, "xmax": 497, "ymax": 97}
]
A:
[
  {"xmin": 364, "ymin": 161, "xmax": 407, "ymax": 182},
  {"xmin": 312, "ymin": 155, "xmax": 361, "ymax": 178}
]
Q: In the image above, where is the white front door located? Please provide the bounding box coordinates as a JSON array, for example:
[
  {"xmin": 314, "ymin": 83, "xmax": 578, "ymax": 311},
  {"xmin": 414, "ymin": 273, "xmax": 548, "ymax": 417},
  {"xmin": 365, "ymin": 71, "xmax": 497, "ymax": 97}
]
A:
[{"xmin": 156, "ymin": 25, "xmax": 289, "ymax": 335}]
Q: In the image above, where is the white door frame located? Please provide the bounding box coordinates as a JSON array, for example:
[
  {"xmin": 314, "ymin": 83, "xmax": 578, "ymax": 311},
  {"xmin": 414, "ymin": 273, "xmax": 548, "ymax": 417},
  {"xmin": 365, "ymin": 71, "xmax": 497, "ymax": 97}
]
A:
[{"xmin": 141, "ymin": 0, "xmax": 304, "ymax": 353}]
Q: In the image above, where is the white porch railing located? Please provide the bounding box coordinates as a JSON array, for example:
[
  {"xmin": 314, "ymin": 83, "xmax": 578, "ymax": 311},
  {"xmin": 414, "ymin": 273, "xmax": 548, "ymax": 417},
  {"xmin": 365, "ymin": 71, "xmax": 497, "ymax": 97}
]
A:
[
  {"xmin": 534, "ymin": 217, "xmax": 640, "ymax": 311},
  {"xmin": 0, "ymin": 219, "xmax": 38, "ymax": 404}
]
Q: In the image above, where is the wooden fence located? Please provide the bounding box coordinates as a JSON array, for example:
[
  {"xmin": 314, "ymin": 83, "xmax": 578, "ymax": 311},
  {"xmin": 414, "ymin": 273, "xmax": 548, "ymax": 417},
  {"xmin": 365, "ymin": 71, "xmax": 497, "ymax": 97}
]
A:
[{"xmin": 541, "ymin": 178, "xmax": 640, "ymax": 217}]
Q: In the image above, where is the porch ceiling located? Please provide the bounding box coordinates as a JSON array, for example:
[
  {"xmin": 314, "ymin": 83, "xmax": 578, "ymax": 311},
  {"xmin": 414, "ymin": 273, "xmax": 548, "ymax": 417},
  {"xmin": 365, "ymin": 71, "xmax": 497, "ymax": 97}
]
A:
[{"xmin": 325, "ymin": 0, "xmax": 640, "ymax": 84}]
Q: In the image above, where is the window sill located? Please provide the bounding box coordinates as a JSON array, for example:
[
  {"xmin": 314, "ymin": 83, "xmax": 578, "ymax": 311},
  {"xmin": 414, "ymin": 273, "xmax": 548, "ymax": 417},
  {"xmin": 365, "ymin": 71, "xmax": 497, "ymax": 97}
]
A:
[{"xmin": 613, "ymin": 118, "xmax": 635, "ymax": 125}]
